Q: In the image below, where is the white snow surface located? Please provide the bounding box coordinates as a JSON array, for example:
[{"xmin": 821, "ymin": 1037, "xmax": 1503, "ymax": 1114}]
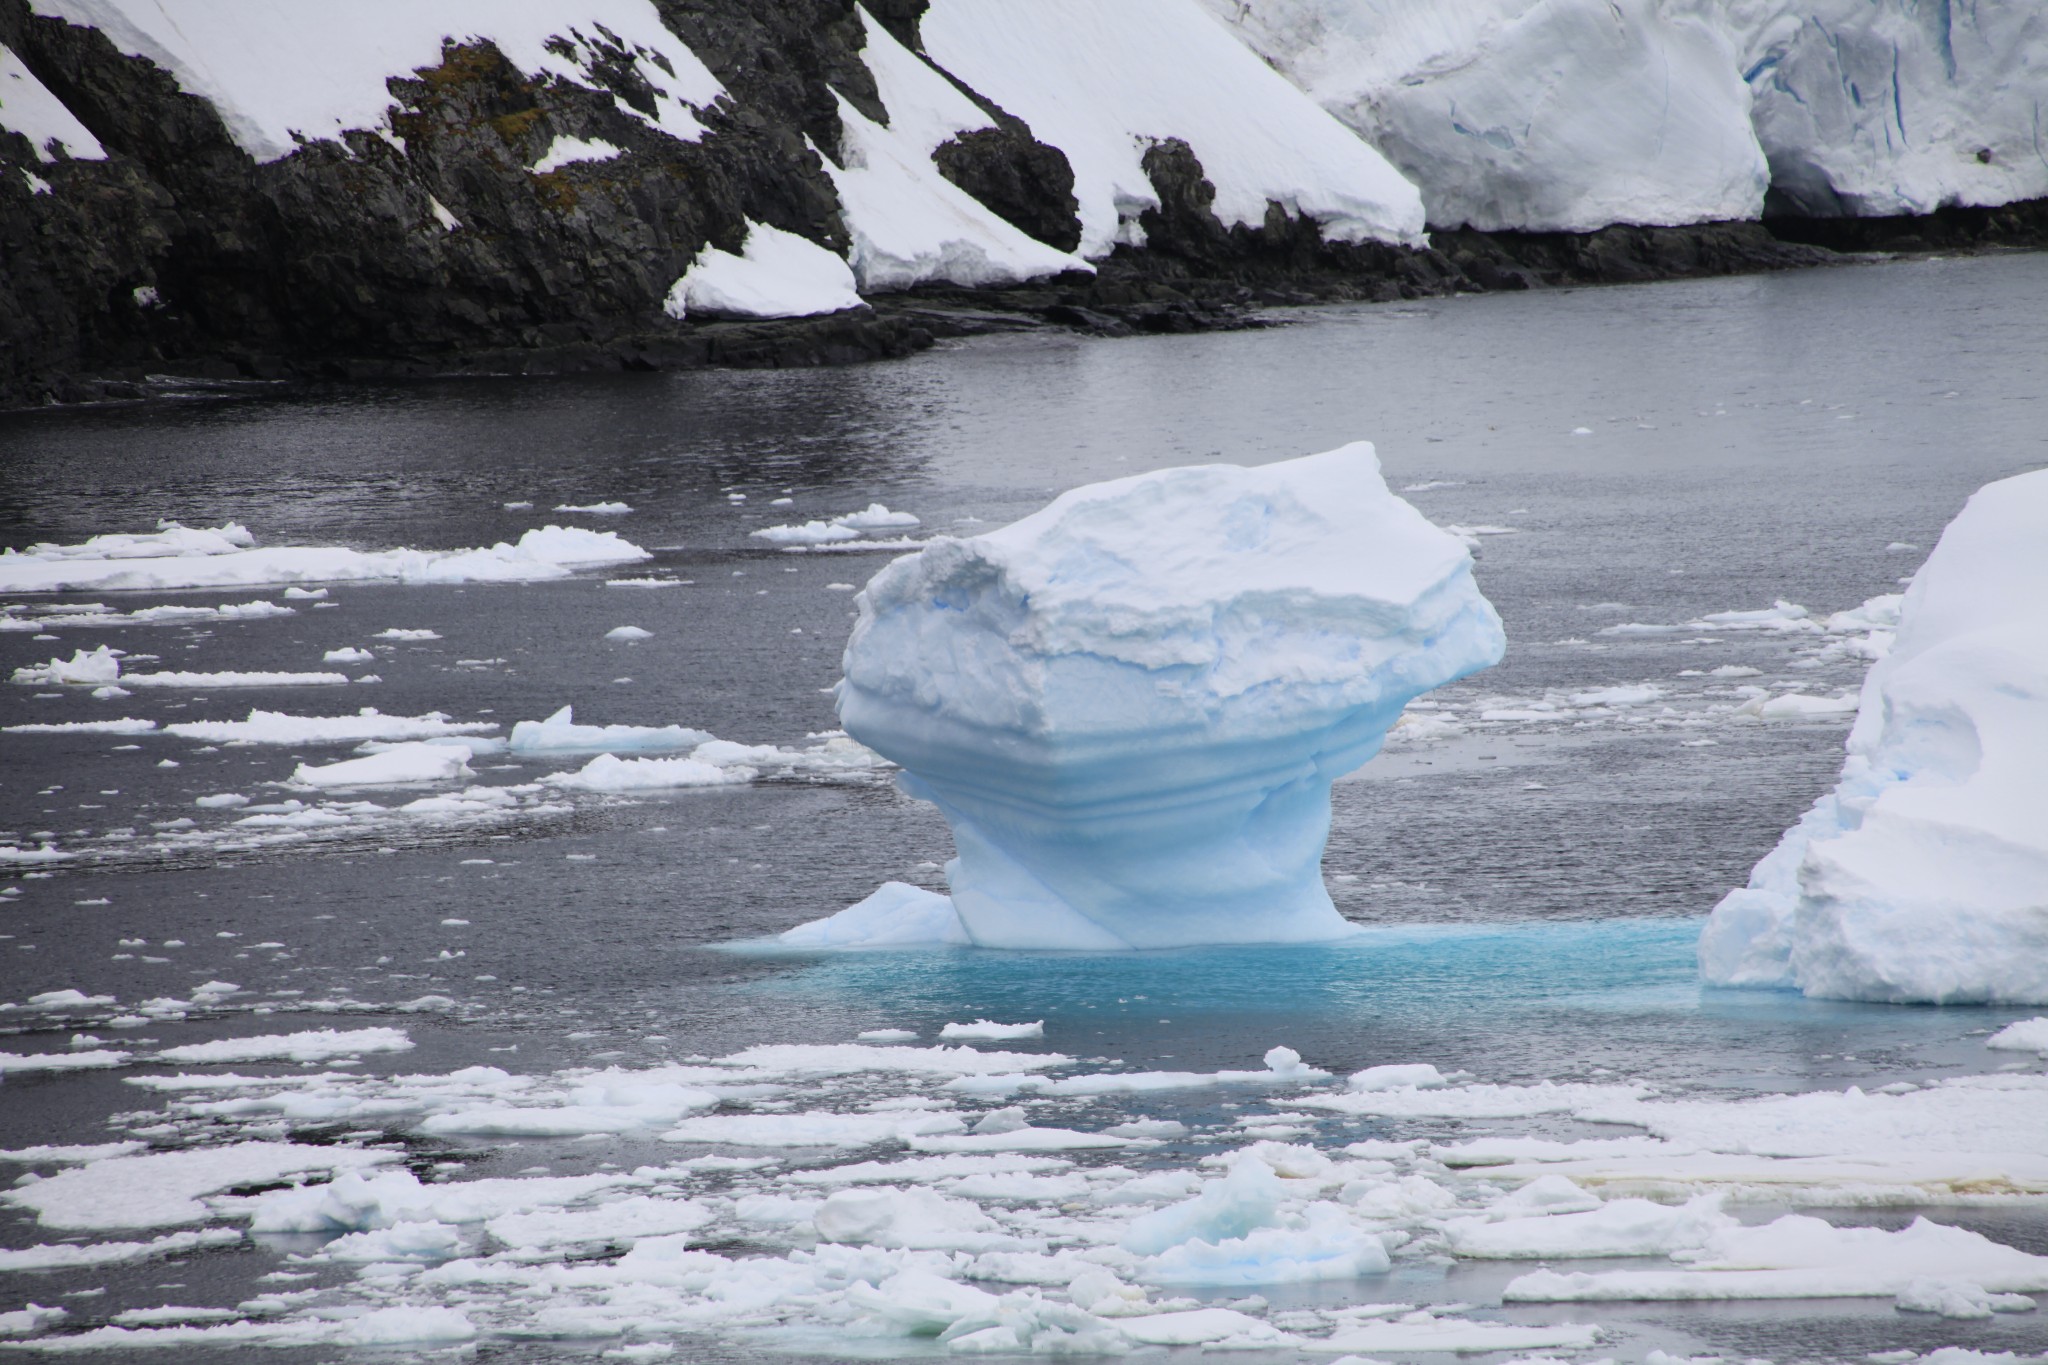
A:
[
  {"xmin": 827, "ymin": 11, "xmax": 1088, "ymax": 291},
  {"xmin": 1204, "ymin": 0, "xmax": 1767, "ymax": 232},
  {"xmin": 0, "ymin": 522, "xmax": 648, "ymax": 592},
  {"xmin": 26, "ymin": 0, "xmax": 723, "ymax": 162},
  {"xmin": 1732, "ymin": 0, "xmax": 2048, "ymax": 217},
  {"xmin": 920, "ymin": 0, "xmax": 1425, "ymax": 256},
  {"xmin": 1, "ymin": 39, "xmax": 106, "ymax": 161},
  {"xmin": 825, "ymin": 441, "xmax": 1503, "ymax": 949},
  {"xmin": 531, "ymin": 134, "xmax": 621, "ymax": 173},
  {"xmin": 1700, "ymin": 469, "xmax": 2048, "ymax": 1003},
  {"xmin": 663, "ymin": 220, "xmax": 863, "ymax": 320}
]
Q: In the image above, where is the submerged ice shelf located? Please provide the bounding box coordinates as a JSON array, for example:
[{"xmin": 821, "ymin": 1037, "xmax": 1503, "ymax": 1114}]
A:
[{"xmin": 790, "ymin": 442, "xmax": 1504, "ymax": 950}]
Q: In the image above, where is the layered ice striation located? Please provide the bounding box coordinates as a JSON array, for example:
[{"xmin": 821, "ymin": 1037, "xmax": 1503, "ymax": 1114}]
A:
[
  {"xmin": 814, "ymin": 442, "xmax": 1503, "ymax": 950},
  {"xmin": 1700, "ymin": 469, "xmax": 2048, "ymax": 1004}
]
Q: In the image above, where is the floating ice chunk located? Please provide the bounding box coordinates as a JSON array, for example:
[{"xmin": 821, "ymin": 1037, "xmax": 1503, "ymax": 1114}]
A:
[
  {"xmin": 1298, "ymin": 1080, "xmax": 1650, "ymax": 1120},
  {"xmin": 1122, "ymin": 1157, "xmax": 1285, "ymax": 1255},
  {"xmin": 316, "ymin": 1220, "xmax": 464, "ymax": 1263},
  {"xmin": 834, "ymin": 441, "xmax": 1502, "ymax": 949},
  {"xmin": 5, "ymin": 1142, "xmax": 394, "ymax": 1230},
  {"xmin": 832, "ymin": 503, "xmax": 920, "ymax": 530},
  {"xmin": 0, "ymin": 1304, "xmax": 66, "ymax": 1337},
  {"xmin": 1701, "ymin": 469, "xmax": 2048, "ymax": 1003},
  {"xmin": 11, "ymin": 645, "xmax": 122, "ymax": 685},
  {"xmin": 661, "ymin": 1111, "xmax": 965, "ymax": 1149},
  {"xmin": 0, "ymin": 1229, "xmax": 240, "ymax": 1273},
  {"xmin": 857, "ymin": 1028, "xmax": 918, "ymax": 1042},
  {"xmin": 1735, "ymin": 690, "xmax": 1859, "ymax": 720},
  {"xmin": 1445, "ymin": 1193, "xmax": 1734, "ymax": 1259},
  {"xmin": 321, "ymin": 647, "xmax": 372, "ymax": 663},
  {"xmin": 605, "ymin": 626, "xmax": 652, "ymax": 641},
  {"xmin": 552, "ymin": 501, "xmax": 632, "ymax": 514},
  {"xmin": 155, "ymin": 1027, "xmax": 413, "ymax": 1064},
  {"xmin": 1308, "ymin": 1314, "xmax": 1601, "ymax": 1354},
  {"xmin": 940, "ymin": 1020, "xmax": 1044, "ymax": 1041},
  {"xmin": 845, "ymin": 1268, "xmax": 1001, "ymax": 1334},
  {"xmin": 1348, "ymin": 1063, "xmax": 1447, "ymax": 1092},
  {"xmin": 1504, "ymin": 1214, "xmax": 2048, "ymax": 1302},
  {"xmin": 373, "ymin": 628, "xmax": 440, "ymax": 641},
  {"xmin": 487, "ymin": 1195, "xmax": 713, "ymax": 1249},
  {"xmin": 194, "ymin": 793, "xmax": 249, "ymax": 808},
  {"xmin": 0, "ymin": 1050, "xmax": 131, "ymax": 1073},
  {"xmin": 290, "ymin": 743, "xmax": 473, "ymax": 789},
  {"xmin": 813, "ymin": 1186, "xmax": 1005, "ymax": 1249},
  {"xmin": 3, "ymin": 717, "xmax": 157, "ymax": 734},
  {"xmin": 508, "ymin": 707, "xmax": 713, "ymax": 755},
  {"xmin": 1142, "ymin": 1204, "xmax": 1391, "ymax": 1286},
  {"xmin": 164, "ymin": 708, "xmax": 495, "ymax": 746},
  {"xmin": 663, "ymin": 221, "xmax": 862, "ymax": 320},
  {"xmin": 20, "ymin": 989, "xmax": 115, "ymax": 1010},
  {"xmin": 1988, "ymin": 1019, "xmax": 2048, "ymax": 1055},
  {"xmin": 0, "ymin": 600, "xmax": 293, "ymax": 632},
  {"xmin": 0, "ymin": 524, "xmax": 648, "ymax": 593},
  {"xmin": 1894, "ymin": 1276, "xmax": 2038, "ymax": 1319},
  {"xmin": 749, "ymin": 520, "xmax": 859, "ymax": 546},
  {"xmin": 1570, "ymin": 684, "xmax": 1664, "ymax": 707},
  {"xmin": 542, "ymin": 752, "xmax": 751, "ymax": 791},
  {"xmin": 248, "ymin": 1167, "xmax": 637, "ymax": 1233}
]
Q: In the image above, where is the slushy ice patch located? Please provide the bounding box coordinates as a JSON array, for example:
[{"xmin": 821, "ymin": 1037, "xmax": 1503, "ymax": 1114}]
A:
[
  {"xmin": 795, "ymin": 442, "xmax": 1504, "ymax": 949},
  {"xmin": 1700, "ymin": 468, "xmax": 2048, "ymax": 1003}
]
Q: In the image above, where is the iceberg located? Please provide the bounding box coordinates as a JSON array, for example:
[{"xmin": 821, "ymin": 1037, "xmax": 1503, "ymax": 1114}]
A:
[
  {"xmin": 1700, "ymin": 469, "xmax": 2048, "ymax": 1003},
  {"xmin": 812, "ymin": 441, "xmax": 1503, "ymax": 950}
]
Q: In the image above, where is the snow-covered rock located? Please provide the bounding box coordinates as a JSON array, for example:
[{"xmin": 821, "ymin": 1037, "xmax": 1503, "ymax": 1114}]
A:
[
  {"xmin": 1700, "ymin": 468, "xmax": 2048, "ymax": 1003},
  {"xmin": 830, "ymin": 10, "xmax": 1088, "ymax": 290},
  {"xmin": 920, "ymin": 0, "xmax": 1425, "ymax": 255},
  {"xmin": 1, "ymin": 39, "xmax": 106, "ymax": 161},
  {"xmin": 26, "ymin": 0, "xmax": 722, "ymax": 161},
  {"xmin": 663, "ymin": 221, "xmax": 863, "ymax": 320},
  {"xmin": 1203, "ymin": 0, "xmax": 1767, "ymax": 232},
  {"xmin": 821, "ymin": 441, "xmax": 1503, "ymax": 949},
  {"xmin": 1732, "ymin": 0, "xmax": 2048, "ymax": 217}
]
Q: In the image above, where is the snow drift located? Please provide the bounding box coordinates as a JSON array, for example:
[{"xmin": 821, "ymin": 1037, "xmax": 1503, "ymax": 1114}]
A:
[
  {"xmin": 799, "ymin": 441, "xmax": 1503, "ymax": 950},
  {"xmin": 1700, "ymin": 469, "xmax": 2048, "ymax": 1003}
]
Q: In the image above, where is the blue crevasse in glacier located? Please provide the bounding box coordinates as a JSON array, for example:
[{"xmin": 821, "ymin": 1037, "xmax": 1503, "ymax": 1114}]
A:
[{"xmin": 781, "ymin": 441, "xmax": 1505, "ymax": 950}]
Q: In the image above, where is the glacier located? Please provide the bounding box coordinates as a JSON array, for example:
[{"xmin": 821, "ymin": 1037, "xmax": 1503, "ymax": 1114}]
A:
[
  {"xmin": 1733, "ymin": 0, "xmax": 2048, "ymax": 218},
  {"xmin": 1700, "ymin": 469, "xmax": 2048, "ymax": 1004},
  {"xmin": 1203, "ymin": 0, "xmax": 1768, "ymax": 233},
  {"xmin": 793, "ymin": 442, "xmax": 1504, "ymax": 950}
]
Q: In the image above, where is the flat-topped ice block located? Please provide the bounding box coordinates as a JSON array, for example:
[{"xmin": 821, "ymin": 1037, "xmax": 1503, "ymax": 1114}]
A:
[{"xmin": 833, "ymin": 441, "xmax": 1505, "ymax": 949}]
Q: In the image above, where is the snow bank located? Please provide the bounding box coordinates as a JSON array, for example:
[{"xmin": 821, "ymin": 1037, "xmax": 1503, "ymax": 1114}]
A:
[
  {"xmin": 829, "ymin": 11, "xmax": 1087, "ymax": 290},
  {"xmin": 27, "ymin": 0, "xmax": 722, "ymax": 162},
  {"xmin": 1, "ymin": 39, "xmax": 106, "ymax": 161},
  {"xmin": 823, "ymin": 441, "xmax": 1502, "ymax": 949},
  {"xmin": 663, "ymin": 220, "xmax": 862, "ymax": 320},
  {"xmin": 920, "ymin": 0, "xmax": 1425, "ymax": 256},
  {"xmin": 1205, "ymin": 0, "xmax": 1765, "ymax": 233},
  {"xmin": 1734, "ymin": 0, "xmax": 2048, "ymax": 217},
  {"xmin": 1701, "ymin": 469, "xmax": 2048, "ymax": 1003},
  {"xmin": 0, "ymin": 522, "xmax": 648, "ymax": 593}
]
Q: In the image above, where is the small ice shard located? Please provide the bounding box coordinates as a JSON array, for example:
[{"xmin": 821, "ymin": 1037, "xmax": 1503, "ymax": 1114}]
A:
[
  {"xmin": 605, "ymin": 626, "xmax": 652, "ymax": 641},
  {"xmin": 828, "ymin": 441, "xmax": 1503, "ymax": 949},
  {"xmin": 1700, "ymin": 468, "xmax": 2048, "ymax": 1003}
]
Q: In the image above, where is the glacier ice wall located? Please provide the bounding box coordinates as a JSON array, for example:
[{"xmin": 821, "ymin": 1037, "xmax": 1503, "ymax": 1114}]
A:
[
  {"xmin": 821, "ymin": 442, "xmax": 1504, "ymax": 950},
  {"xmin": 1700, "ymin": 469, "xmax": 2048, "ymax": 1005},
  {"xmin": 1200, "ymin": 0, "xmax": 1768, "ymax": 233},
  {"xmin": 1732, "ymin": 0, "xmax": 2048, "ymax": 217}
]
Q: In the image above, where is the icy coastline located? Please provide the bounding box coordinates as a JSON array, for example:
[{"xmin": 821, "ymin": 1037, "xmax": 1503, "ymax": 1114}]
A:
[
  {"xmin": 1701, "ymin": 469, "xmax": 2048, "ymax": 1004},
  {"xmin": 791, "ymin": 442, "xmax": 1504, "ymax": 950}
]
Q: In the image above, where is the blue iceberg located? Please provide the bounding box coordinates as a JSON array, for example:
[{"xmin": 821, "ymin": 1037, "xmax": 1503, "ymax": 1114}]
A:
[{"xmin": 783, "ymin": 441, "xmax": 1505, "ymax": 950}]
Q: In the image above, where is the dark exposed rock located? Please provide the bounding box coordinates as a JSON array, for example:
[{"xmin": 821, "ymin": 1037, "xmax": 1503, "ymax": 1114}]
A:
[
  {"xmin": 933, "ymin": 127, "xmax": 1082, "ymax": 253},
  {"xmin": 1762, "ymin": 196, "xmax": 2048, "ymax": 254}
]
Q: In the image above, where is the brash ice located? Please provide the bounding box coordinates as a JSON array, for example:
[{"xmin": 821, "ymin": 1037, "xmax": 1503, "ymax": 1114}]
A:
[{"xmin": 785, "ymin": 442, "xmax": 1505, "ymax": 950}]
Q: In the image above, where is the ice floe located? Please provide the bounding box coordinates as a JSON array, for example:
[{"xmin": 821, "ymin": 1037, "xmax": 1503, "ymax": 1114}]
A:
[{"xmin": 0, "ymin": 522, "xmax": 648, "ymax": 593}]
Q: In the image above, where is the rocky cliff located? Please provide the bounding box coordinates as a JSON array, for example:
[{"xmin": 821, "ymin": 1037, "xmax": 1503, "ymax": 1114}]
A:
[{"xmin": 0, "ymin": 0, "xmax": 2037, "ymax": 411}]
